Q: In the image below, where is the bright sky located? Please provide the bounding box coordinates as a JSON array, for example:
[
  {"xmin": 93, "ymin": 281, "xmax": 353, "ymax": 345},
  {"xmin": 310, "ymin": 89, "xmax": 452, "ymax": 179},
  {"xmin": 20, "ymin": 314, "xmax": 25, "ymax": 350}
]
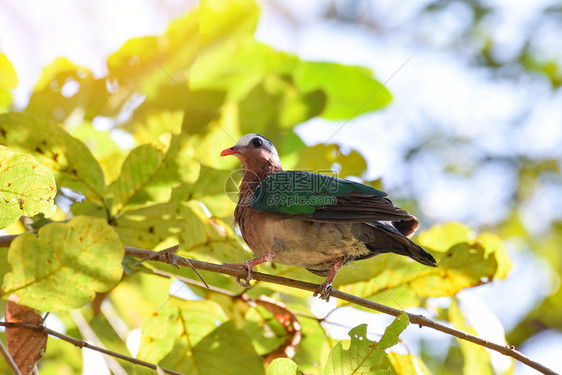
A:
[
  {"xmin": 255, "ymin": 2, "xmax": 562, "ymax": 373},
  {"xmin": 1, "ymin": 0, "xmax": 561, "ymax": 373}
]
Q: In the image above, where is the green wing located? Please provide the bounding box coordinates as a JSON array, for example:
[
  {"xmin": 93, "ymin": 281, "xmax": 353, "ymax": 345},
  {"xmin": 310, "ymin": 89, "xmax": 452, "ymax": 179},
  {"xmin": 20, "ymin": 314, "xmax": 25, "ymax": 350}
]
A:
[{"xmin": 250, "ymin": 171, "xmax": 410, "ymax": 222}]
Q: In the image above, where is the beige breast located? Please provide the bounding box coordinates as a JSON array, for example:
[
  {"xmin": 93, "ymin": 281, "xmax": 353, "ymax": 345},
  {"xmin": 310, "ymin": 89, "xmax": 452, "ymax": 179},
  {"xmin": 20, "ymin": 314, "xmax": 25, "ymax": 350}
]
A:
[{"xmin": 238, "ymin": 209, "xmax": 371, "ymax": 271}]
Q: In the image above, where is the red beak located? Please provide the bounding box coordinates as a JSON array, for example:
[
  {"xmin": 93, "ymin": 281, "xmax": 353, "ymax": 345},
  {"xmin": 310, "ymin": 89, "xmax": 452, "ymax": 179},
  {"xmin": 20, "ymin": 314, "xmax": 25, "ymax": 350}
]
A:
[{"xmin": 220, "ymin": 146, "xmax": 240, "ymax": 156}]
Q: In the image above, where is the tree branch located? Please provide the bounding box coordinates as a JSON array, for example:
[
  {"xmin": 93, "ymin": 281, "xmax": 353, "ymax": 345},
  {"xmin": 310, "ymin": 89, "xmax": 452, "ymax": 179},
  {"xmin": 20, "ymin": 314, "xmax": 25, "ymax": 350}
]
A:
[
  {"xmin": 0, "ymin": 322, "xmax": 183, "ymax": 375},
  {"xmin": 69, "ymin": 310, "xmax": 127, "ymax": 375},
  {"xmin": 0, "ymin": 235, "xmax": 19, "ymax": 247},
  {"xmin": 0, "ymin": 235, "xmax": 556, "ymax": 375},
  {"xmin": 0, "ymin": 339, "xmax": 22, "ymax": 375},
  {"xmin": 123, "ymin": 246, "xmax": 558, "ymax": 375}
]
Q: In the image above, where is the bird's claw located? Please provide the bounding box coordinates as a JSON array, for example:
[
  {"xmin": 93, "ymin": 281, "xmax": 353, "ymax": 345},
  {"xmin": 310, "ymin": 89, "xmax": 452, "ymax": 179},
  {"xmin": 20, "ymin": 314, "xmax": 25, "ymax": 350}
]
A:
[
  {"xmin": 313, "ymin": 282, "xmax": 333, "ymax": 301},
  {"xmin": 235, "ymin": 277, "xmax": 252, "ymax": 288},
  {"xmin": 223, "ymin": 261, "xmax": 254, "ymax": 288}
]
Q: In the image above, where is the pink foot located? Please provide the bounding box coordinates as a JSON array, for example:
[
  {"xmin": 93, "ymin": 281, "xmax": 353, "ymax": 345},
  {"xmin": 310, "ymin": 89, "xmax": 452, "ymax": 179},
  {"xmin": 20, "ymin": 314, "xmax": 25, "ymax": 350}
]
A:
[
  {"xmin": 222, "ymin": 260, "xmax": 254, "ymax": 287},
  {"xmin": 313, "ymin": 257, "xmax": 345, "ymax": 302},
  {"xmin": 222, "ymin": 249, "xmax": 279, "ymax": 288},
  {"xmin": 313, "ymin": 281, "xmax": 333, "ymax": 301}
]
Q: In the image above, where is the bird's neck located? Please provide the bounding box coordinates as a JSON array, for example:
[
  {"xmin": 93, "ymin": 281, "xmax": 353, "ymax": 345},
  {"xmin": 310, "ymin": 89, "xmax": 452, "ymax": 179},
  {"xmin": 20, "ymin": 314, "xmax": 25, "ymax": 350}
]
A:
[{"xmin": 238, "ymin": 160, "xmax": 283, "ymax": 199}]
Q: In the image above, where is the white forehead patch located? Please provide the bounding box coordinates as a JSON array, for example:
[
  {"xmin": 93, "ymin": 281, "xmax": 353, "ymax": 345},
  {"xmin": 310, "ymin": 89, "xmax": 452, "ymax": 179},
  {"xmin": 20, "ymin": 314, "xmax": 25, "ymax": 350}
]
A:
[
  {"xmin": 236, "ymin": 133, "xmax": 267, "ymax": 147},
  {"xmin": 235, "ymin": 133, "xmax": 279, "ymax": 159}
]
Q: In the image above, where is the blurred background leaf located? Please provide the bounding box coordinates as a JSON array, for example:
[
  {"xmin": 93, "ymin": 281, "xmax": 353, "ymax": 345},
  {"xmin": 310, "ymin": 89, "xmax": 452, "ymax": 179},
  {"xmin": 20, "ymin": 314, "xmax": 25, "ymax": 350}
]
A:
[
  {"xmin": 0, "ymin": 53, "xmax": 18, "ymax": 112},
  {"xmin": 0, "ymin": 146, "xmax": 56, "ymax": 228},
  {"xmin": 2, "ymin": 217, "xmax": 123, "ymax": 311},
  {"xmin": 0, "ymin": 0, "xmax": 561, "ymax": 373}
]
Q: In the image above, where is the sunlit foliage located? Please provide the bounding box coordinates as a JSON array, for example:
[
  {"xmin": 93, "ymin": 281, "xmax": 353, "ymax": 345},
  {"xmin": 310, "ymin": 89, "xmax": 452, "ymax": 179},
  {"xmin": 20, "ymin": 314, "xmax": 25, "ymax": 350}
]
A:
[{"xmin": 1, "ymin": 0, "xmax": 542, "ymax": 374}]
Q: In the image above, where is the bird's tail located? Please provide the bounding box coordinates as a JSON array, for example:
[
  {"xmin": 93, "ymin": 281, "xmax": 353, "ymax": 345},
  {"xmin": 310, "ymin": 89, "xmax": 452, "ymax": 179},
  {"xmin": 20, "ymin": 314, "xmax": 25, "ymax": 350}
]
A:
[
  {"xmin": 392, "ymin": 215, "xmax": 420, "ymax": 238},
  {"xmin": 357, "ymin": 222, "xmax": 437, "ymax": 267},
  {"xmin": 403, "ymin": 241, "xmax": 437, "ymax": 267}
]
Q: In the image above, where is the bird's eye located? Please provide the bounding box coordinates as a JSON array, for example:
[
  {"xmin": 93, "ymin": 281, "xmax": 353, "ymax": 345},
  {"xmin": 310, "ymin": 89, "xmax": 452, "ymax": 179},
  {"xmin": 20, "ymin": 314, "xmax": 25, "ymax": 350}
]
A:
[{"xmin": 252, "ymin": 138, "xmax": 263, "ymax": 148}]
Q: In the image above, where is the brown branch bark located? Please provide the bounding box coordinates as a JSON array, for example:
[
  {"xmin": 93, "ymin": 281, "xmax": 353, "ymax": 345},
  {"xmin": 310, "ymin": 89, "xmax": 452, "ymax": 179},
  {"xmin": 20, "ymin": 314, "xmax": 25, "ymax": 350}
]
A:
[
  {"xmin": 0, "ymin": 235, "xmax": 557, "ymax": 375},
  {"xmin": 124, "ymin": 246, "xmax": 558, "ymax": 375},
  {"xmin": 69, "ymin": 310, "xmax": 127, "ymax": 375},
  {"xmin": 0, "ymin": 322, "xmax": 183, "ymax": 375}
]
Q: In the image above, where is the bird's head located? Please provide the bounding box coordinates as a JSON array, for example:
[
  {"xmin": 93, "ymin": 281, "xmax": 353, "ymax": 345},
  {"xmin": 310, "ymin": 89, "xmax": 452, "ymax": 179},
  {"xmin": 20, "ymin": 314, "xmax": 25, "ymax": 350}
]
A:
[{"xmin": 221, "ymin": 133, "xmax": 282, "ymax": 172}]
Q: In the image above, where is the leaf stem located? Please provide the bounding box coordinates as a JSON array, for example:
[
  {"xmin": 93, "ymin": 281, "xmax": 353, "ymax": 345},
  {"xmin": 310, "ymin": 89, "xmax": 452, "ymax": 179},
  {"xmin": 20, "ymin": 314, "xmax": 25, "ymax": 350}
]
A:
[{"xmin": 0, "ymin": 322, "xmax": 184, "ymax": 375}]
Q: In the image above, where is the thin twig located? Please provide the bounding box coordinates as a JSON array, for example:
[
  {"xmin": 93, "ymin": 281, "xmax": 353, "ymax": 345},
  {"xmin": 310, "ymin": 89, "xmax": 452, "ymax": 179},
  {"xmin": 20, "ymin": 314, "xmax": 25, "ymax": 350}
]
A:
[
  {"xmin": 0, "ymin": 322, "xmax": 183, "ymax": 375},
  {"xmin": 0, "ymin": 235, "xmax": 19, "ymax": 247},
  {"xmin": 0, "ymin": 339, "xmax": 23, "ymax": 375},
  {"xmin": 0, "ymin": 236, "xmax": 556, "ymax": 375},
  {"xmin": 150, "ymin": 268, "xmax": 236, "ymax": 297},
  {"xmin": 69, "ymin": 310, "xmax": 127, "ymax": 375},
  {"xmin": 151, "ymin": 267, "xmax": 396, "ymax": 349},
  {"xmin": 123, "ymin": 246, "xmax": 558, "ymax": 375},
  {"xmin": 128, "ymin": 245, "xmax": 209, "ymax": 289}
]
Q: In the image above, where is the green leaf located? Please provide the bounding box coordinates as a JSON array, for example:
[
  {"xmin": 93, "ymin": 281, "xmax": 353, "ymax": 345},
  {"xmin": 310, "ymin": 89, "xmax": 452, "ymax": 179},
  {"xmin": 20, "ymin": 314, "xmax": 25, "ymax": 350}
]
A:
[
  {"xmin": 109, "ymin": 134, "xmax": 181, "ymax": 217},
  {"xmin": 178, "ymin": 201, "xmax": 248, "ymax": 262},
  {"xmin": 107, "ymin": 9, "xmax": 199, "ymax": 100},
  {"xmin": 191, "ymin": 40, "xmax": 299, "ymax": 101},
  {"xmin": 238, "ymin": 74, "xmax": 326, "ymax": 133},
  {"xmin": 267, "ymin": 358, "xmax": 300, "ymax": 375},
  {"xmin": 190, "ymin": 1, "xmax": 265, "ymax": 99},
  {"xmin": 174, "ymin": 200, "xmax": 252, "ymax": 291},
  {"xmin": 70, "ymin": 199, "xmax": 108, "ymax": 220},
  {"xmin": 123, "ymin": 110, "xmax": 183, "ymax": 146},
  {"xmin": 0, "ymin": 53, "xmax": 18, "ymax": 89},
  {"xmin": 243, "ymin": 305, "xmax": 287, "ymax": 356},
  {"xmin": 26, "ymin": 58, "xmax": 109, "ymax": 122},
  {"xmin": 140, "ymin": 301, "xmax": 265, "ymax": 375},
  {"xmin": 291, "ymin": 317, "xmax": 330, "ymax": 374},
  {"xmin": 325, "ymin": 312, "xmax": 409, "ymax": 375},
  {"xmin": 113, "ymin": 203, "xmax": 184, "ymax": 249},
  {"xmin": 336, "ymin": 244, "xmax": 493, "ymax": 308},
  {"xmin": 26, "ymin": 4, "xmax": 199, "ymax": 125},
  {"xmin": 0, "ymin": 53, "xmax": 18, "ymax": 112},
  {"xmin": 335, "ymin": 222, "xmax": 511, "ymax": 309},
  {"xmin": 478, "ymin": 232, "xmax": 512, "ymax": 279},
  {"xmin": 1, "ymin": 216, "xmax": 123, "ymax": 311},
  {"xmin": 138, "ymin": 299, "xmax": 227, "ymax": 364},
  {"xmin": 106, "ymin": 9, "xmax": 199, "ymax": 129},
  {"xmin": 0, "ymin": 247, "xmax": 9, "ymax": 302},
  {"xmin": 70, "ymin": 121, "xmax": 126, "ymax": 182},
  {"xmin": 387, "ymin": 352, "xmax": 432, "ymax": 375},
  {"xmin": 109, "ymin": 272, "xmax": 174, "ymax": 328},
  {"xmin": 181, "ymin": 321, "xmax": 265, "ymax": 375},
  {"xmin": 114, "ymin": 200, "xmax": 250, "ymax": 292},
  {"xmin": 171, "ymin": 165, "xmax": 237, "ymax": 217},
  {"xmin": 417, "ymin": 222, "xmax": 476, "ymax": 253},
  {"xmin": 448, "ymin": 298, "xmax": 494, "ymax": 375},
  {"xmin": 0, "ymin": 146, "xmax": 57, "ymax": 228},
  {"xmin": 0, "ymin": 112, "xmax": 106, "ymax": 203},
  {"xmin": 293, "ymin": 62, "xmax": 392, "ymax": 120},
  {"xmin": 186, "ymin": 107, "xmax": 242, "ymax": 170},
  {"xmin": 199, "ymin": 0, "xmax": 260, "ymax": 47},
  {"xmin": 294, "ymin": 144, "xmax": 368, "ymax": 178},
  {"xmin": 178, "ymin": 90, "xmax": 228, "ymax": 135},
  {"xmin": 113, "ymin": 200, "xmax": 246, "ymax": 254},
  {"xmin": 417, "ymin": 222, "xmax": 511, "ymax": 282},
  {"xmin": 0, "ymin": 201, "xmax": 21, "ymax": 230}
]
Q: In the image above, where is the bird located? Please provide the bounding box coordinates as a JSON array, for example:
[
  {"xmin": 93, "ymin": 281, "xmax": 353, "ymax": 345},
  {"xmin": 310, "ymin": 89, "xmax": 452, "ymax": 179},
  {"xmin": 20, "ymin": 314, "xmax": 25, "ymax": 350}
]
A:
[{"xmin": 220, "ymin": 133, "xmax": 437, "ymax": 300}]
